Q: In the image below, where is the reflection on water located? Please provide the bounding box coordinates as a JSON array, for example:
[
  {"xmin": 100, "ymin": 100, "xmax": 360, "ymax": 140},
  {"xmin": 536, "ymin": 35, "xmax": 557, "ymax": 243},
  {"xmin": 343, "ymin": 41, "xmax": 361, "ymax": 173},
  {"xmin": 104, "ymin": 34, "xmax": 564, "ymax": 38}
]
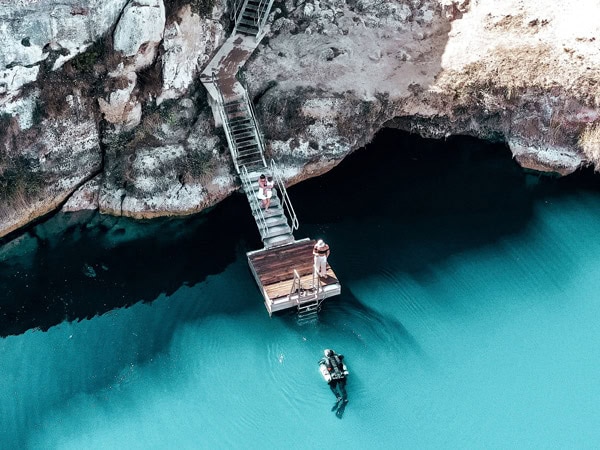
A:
[{"xmin": 2, "ymin": 130, "xmax": 600, "ymax": 448}]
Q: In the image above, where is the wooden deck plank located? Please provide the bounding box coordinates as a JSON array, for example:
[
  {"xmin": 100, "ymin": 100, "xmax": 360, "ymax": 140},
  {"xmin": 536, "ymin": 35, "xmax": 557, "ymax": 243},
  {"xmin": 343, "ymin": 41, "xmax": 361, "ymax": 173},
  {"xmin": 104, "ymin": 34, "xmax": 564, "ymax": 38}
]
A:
[
  {"xmin": 249, "ymin": 239, "xmax": 324, "ymax": 285},
  {"xmin": 264, "ymin": 268, "xmax": 337, "ymax": 300},
  {"xmin": 248, "ymin": 239, "xmax": 341, "ymax": 310}
]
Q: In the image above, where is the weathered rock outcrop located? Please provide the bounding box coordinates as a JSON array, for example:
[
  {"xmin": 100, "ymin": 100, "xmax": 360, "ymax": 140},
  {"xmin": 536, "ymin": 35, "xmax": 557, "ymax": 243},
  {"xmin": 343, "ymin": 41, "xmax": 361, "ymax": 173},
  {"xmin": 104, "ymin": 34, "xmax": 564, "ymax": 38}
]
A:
[
  {"xmin": 248, "ymin": 0, "xmax": 600, "ymax": 177},
  {"xmin": 1, "ymin": 0, "xmax": 599, "ymax": 239}
]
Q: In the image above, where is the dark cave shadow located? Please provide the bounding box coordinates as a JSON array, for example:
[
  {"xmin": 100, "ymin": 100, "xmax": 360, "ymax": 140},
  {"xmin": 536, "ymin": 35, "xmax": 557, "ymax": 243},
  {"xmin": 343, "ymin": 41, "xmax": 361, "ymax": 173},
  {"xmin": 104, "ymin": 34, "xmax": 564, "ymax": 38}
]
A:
[
  {"xmin": 0, "ymin": 194, "xmax": 263, "ymax": 338},
  {"xmin": 289, "ymin": 128, "xmax": 600, "ymax": 287},
  {"xmin": 2, "ymin": 129, "xmax": 600, "ymax": 338}
]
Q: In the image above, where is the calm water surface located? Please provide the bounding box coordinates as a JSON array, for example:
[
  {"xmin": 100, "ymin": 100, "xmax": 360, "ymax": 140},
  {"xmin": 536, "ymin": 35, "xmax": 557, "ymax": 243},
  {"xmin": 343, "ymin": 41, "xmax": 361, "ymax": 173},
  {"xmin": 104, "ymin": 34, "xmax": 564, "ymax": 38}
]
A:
[{"xmin": 2, "ymin": 130, "xmax": 600, "ymax": 449}]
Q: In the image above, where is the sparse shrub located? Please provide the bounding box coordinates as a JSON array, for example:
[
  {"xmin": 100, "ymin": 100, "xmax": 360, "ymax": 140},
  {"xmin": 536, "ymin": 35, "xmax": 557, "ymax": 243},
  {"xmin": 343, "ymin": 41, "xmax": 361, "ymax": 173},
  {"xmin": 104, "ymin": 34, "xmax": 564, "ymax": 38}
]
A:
[
  {"xmin": 71, "ymin": 38, "xmax": 105, "ymax": 73},
  {"xmin": 0, "ymin": 155, "xmax": 44, "ymax": 208},
  {"xmin": 185, "ymin": 148, "xmax": 215, "ymax": 180},
  {"xmin": 31, "ymin": 101, "xmax": 44, "ymax": 126},
  {"xmin": 579, "ymin": 123, "xmax": 600, "ymax": 169}
]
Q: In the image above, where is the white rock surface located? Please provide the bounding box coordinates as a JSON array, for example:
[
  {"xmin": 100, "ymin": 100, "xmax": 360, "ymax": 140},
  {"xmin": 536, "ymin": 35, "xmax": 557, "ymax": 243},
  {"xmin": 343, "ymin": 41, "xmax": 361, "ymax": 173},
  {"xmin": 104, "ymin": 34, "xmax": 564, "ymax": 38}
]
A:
[
  {"xmin": 98, "ymin": 71, "xmax": 141, "ymax": 130},
  {"xmin": 0, "ymin": 89, "xmax": 38, "ymax": 129},
  {"xmin": 0, "ymin": 66, "xmax": 40, "ymax": 98},
  {"xmin": 62, "ymin": 175, "xmax": 101, "ymax": 211},
  {"xmin": 113, "ymin": 0, "xmax": 166, "ymax": 60},
  {"xmin": 0, "ymin": 0, "xmax": 129, "ymax": 97},
  {"xmin": 159, "ymin": 5, "xmax": 224, "ymax": 103}
]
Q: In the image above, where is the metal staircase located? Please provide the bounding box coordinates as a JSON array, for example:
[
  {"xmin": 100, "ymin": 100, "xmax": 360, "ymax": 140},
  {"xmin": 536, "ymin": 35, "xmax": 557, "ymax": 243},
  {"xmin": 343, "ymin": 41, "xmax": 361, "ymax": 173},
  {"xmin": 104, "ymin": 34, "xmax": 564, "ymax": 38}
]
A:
[
  {"xmin": 240, "ymin": 162, "xmax": 298, "ymax": 249},
  {"xmin": 211, "ymin": 76, "xmax": 298, "ymax": 248},
  {"xmin": 213, "ymin": 79, "xmax": 267, "ymax": 174},
  {"xmin": 232, "ymin": 0, "xmax": 276, "ymax": 39}
]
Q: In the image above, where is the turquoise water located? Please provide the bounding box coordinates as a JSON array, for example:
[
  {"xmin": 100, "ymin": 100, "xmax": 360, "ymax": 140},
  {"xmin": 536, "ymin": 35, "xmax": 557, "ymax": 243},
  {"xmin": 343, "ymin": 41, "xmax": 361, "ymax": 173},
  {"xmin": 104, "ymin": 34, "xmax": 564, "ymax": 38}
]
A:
[{"xmin": 2, "ymin": 131, "xmax": 600, "ymax": 448}]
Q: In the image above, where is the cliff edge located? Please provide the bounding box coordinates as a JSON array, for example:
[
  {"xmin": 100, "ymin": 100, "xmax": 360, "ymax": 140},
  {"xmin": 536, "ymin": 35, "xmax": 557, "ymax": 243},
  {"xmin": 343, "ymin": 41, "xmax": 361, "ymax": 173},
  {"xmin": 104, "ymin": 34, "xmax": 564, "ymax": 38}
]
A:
[{"xmin": 1, "ymin": 0, "xmax": 598, "ymax": 238}]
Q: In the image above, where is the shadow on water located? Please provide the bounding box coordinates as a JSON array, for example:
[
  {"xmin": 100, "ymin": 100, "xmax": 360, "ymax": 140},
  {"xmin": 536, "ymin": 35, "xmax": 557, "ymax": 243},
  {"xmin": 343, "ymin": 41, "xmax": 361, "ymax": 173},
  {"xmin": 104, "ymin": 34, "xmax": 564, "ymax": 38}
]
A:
[
  {"xmin": 290, "ymin": 129, "xmax": 600, "ymax": 284},
  {"xmin": 0, "ymin": 194, "xmax": 262, "ymax": 337},
  {"xmin": 1, "ymin": 128, "xmax": 599, "ymax": 337}
]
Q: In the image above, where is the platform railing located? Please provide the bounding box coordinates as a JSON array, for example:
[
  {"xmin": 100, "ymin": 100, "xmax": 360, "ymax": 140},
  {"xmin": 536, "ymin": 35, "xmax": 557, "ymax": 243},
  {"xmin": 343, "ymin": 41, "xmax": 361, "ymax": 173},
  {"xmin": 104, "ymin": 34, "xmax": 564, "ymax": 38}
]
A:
[
  {"xmin": 269, "ymin": 159, "xmax": 299, "ymax": 231},
  {"xmin": 290, "ymin": 269, "xmax": 301, "ymax": 301},
  {"xmin": 312, "ymin": 264, "xmax": 323, "ymax": 293}
]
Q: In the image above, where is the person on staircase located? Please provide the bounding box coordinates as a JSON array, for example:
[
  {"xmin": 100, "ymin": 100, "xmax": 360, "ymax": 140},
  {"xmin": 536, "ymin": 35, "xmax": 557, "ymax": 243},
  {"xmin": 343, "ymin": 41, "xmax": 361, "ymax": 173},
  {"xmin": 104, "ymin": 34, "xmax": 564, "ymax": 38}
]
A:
[
  {"xmin": 313, "ymin": 239, "xmax": 330, "ymax": 279},
  {"xmin": 264, "ymin": 176, "xmax": 274, "ymax": 210},
  {"xmin": 256, "ymin": 174, "xmax": 272, "ymax": 210}
]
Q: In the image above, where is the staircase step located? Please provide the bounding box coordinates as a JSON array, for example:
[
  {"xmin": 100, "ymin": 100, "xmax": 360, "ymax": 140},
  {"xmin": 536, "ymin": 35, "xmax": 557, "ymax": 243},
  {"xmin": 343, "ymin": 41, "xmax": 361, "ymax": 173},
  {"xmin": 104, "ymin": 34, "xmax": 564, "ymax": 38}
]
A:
[
  {"xmin": 263, "ymin": 234, "xmax": 295, "ymax": 248},
  {"xmin": 261, "ymin": 222, "xmax": 291, "ymax": 234},
  {"xmin": 250, "ymin": 196, "xmax": 281, "ymax": 208},
  {"xmin": 237, "ymin": 146, "xmax": 259, "ymax": 156},
  {"xmin": 229, "ymin": 117, "xmax": 252, "ymax": 127},
  {"xmin": 242, "ymin": 159, "xmax": 267, "ymax": 170},
  {"xmin": 230, "ymin": 125, "xmax": 253, "ymax": 134},
  {"xmin": 225, "ymin": 105, "xmax": 246, "ymax": 115},
  {"xmin": 235, "ymin": 139, "xmax": 258, "ymax": 149},
  {"xmin": 241, "ymin": 13, "xmax": 259, "ymax": 22},
  {"xmin": 239, "ymin": 18, "xmax": 259, "ymax": 27},
  {"xmin": 238, "ymin": 153, "xmax": 261, "ymax": 162},
  {"xmin": 238, "ymin": 153, "xmax": 263, "ymax": 162},
  {"xmin": 236, "ymin": 24, "xmax": 259, "ymax": 36},
  {"xmin": 298, "ymin": 303, "xmax": 319, "ymax": 313},
  {"xmin": 227, "ymin": 110, "xmax": 251, "ymax": 120},
  {"xmin": 232, "ymin": 130, "xmax": 255, "ymax": 139},
  {"xmin": 224, "ymin": 100, "xmax": 244, "ymax": 109},
  {"xmin": 234, "ymin": 136, "xmax": 257, "ymax": 146},
  {"xmin": 236, "ymin": 143, "xmax": 259, "ymax": 153},
  {"xmin": 256, "ymin": 215, "xmax": 288, "ymax": 228}
]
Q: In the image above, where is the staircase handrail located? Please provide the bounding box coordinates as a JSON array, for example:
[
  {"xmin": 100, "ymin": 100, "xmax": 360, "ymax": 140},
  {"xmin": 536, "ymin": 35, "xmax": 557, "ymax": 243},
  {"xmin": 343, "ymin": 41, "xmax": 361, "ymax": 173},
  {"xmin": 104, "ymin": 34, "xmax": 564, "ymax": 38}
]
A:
[
  {"xmin": 241, "ymin": 165, "xmax": 268, "ymax": 235},
  {"xmin": 241, "ymin": 88, "xmax": 267, "ymax": 168},
  {"xmin": 212, "ymin": 72, "xmax": 240, "ymax": 173},
  {"xmin": 257, "ymin": 0, "xmax": 276, "ymax": 37},
  {"xmin": 269, "ymin": 159, "xmax": 299, "ymax": 231},
  {"xmin": 232, "ymin": 0, "xmax": 250, "ymax": 35}
]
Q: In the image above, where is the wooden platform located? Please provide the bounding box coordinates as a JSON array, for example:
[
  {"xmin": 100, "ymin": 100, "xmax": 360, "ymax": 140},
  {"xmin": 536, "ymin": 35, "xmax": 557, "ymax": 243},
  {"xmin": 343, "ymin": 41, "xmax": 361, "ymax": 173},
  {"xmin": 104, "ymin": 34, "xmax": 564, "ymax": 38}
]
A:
[{"xmin": 247, "ymin": 238, "xmax": 342, "ymax": 315}]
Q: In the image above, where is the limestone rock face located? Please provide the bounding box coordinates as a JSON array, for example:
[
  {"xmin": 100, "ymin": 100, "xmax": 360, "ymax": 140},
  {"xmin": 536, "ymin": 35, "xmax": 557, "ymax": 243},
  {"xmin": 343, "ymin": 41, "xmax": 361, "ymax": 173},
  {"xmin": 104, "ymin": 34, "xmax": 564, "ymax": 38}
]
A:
[
  {"xmin": 0, "ymin": 0, "xmax": 129, "ymax": 98},
  {"xmin": 113, "ymin": 0, "xmax": 166, "ymax": 55},
  {"xmin": 159, "ymin": 5, "xmax": 224, "ymax": 103},
  {"xmin": 98, "ymin": 69, "xmax": 142, "ymax": 130},
  {"xmin": 1, "ymin": 0, "xmax": 600, "ymax": 240},
  {"xmin": 62, "ymin": 175, "xmax": 102, "ymax": 212},
  {"xmin": 247, "ymin": 0, "xmax": 600, "ymax": 177},
  {"xmin": 0, "ymin": 92, "xmax": 102, "ymax": 237},
  {"xmin": 97, "ymin": 95, "xmax": 235, "ymax": 219}
]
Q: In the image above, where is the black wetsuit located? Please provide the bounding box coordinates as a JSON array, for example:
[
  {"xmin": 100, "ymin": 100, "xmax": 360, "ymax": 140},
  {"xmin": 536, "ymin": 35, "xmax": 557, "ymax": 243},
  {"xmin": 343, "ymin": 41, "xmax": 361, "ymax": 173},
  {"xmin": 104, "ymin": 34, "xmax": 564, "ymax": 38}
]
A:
[{"xmin": 320, "ymin": 353, "xmax": 347, "ymax": 400}]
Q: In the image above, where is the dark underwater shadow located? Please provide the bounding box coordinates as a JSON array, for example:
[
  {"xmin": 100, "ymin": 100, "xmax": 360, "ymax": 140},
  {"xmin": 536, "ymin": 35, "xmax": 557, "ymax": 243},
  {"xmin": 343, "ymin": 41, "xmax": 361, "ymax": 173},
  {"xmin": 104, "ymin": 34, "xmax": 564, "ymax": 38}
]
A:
[
  {"xmin": 289, "ymin": 128, "xmax": 600, "ymax": 286},
  {"xmin": 0, "ymin": 194, "xmax": 263, "ymax": 337},
  {"xmin": 278, "ymin": 287, "xmax": 424, "ymax": 357},
  {"xmin": 2, "ymin": 128, "xmax": 599, "ymax": 338}
]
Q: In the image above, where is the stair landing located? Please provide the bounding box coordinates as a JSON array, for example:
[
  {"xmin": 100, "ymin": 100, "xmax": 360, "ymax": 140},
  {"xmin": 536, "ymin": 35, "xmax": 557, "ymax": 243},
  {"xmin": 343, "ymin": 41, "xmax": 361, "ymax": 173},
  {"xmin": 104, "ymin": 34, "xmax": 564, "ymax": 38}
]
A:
[
  {"xmin": 200, "ymin": 34, "xmax": 261, "ymax": 100},
  {"xmin": 247, "ymin": 238, "xmax": 341, "ymax": 315}
]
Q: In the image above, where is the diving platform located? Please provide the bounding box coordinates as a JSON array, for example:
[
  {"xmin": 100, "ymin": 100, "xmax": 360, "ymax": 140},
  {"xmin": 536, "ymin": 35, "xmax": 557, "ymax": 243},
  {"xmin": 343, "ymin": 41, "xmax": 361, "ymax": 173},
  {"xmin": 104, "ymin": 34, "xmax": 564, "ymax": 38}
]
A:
[
  {"xmin": 247, "ymin": 238, "xmax": 341, "ymax": 315},
  {"xmin": 199, "ymin": 0, "xmax": 341, "ymax": 316}
]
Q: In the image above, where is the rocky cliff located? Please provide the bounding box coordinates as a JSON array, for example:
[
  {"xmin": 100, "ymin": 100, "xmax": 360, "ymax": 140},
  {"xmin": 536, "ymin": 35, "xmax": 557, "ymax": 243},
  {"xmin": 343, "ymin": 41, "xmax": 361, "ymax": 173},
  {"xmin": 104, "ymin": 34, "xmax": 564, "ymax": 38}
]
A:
[{"xmin": 1, "ymin": 0, "xmax": 599, "ymax": 238}]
